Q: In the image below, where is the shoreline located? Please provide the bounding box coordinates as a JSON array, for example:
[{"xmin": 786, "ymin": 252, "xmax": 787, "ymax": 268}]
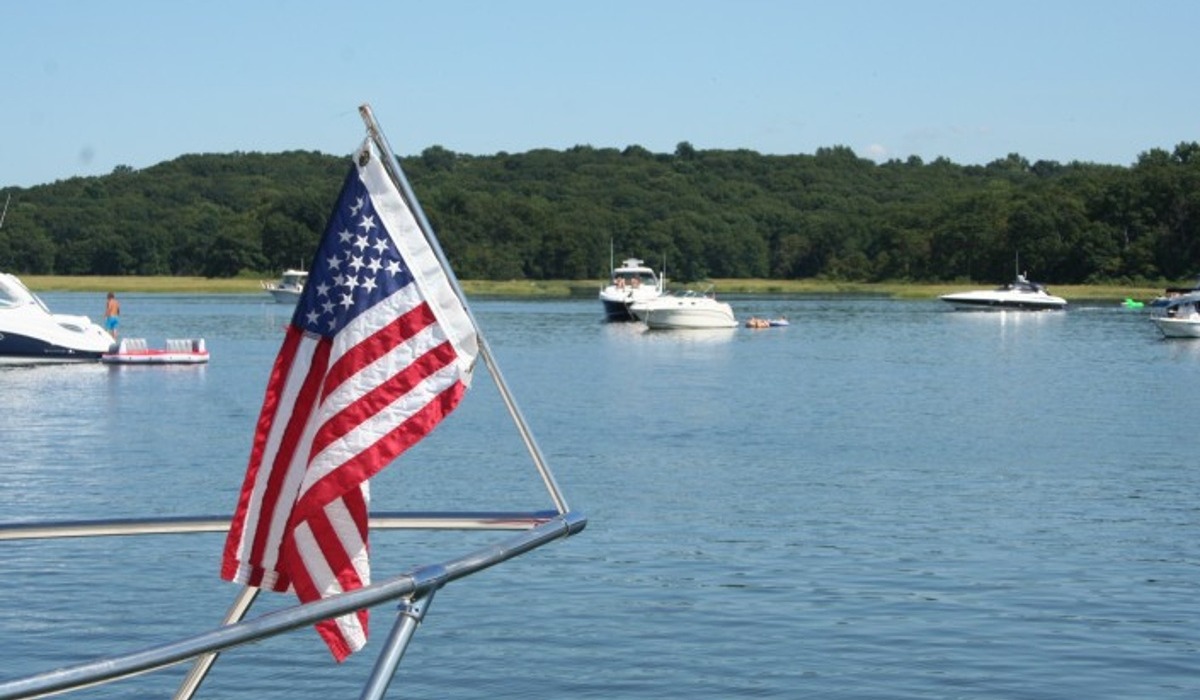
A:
[{"xmin": 20, "ymin": 275, "xmax": 1166, "ymax": 303}]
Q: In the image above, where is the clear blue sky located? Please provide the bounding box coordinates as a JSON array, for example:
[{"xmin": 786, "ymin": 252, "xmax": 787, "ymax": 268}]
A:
[{"xmin": 2, "ymin": 0, "xmax": 1197, "ymax": 188}]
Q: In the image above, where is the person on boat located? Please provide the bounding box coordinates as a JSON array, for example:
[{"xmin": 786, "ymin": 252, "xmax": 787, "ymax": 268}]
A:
[{"xmin": 104, "ymin": 292, "xmax": 121, "ymax": 339}]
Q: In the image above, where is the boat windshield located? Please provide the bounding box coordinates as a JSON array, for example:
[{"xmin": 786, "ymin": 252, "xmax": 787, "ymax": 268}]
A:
[
  {"xmin": 0, "ymin": 274, "xmax": 42, "ymax": 310},
  {"xmin": 611, "ymin": 269, "xmax": 657, "ymax": 288},
  {"xmin": 281, "ymin": 272, "xmax": 307, "ymax": 287},
  {"xmin": 636, "ymin": 271, "xmax": 658, "ymax": 286},
  {"xmin": 1003, "ymin": 275, "xmax": 1044, "ymax": 293}
]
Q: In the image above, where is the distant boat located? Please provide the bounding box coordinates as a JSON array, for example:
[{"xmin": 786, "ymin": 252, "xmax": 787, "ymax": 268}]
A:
[
  {"xmin": 261, "ymin": 269, "xmax": 308, "ymax": 304},
  {"xmin": 0, "ymin": 271, "xmax": 115, "ymax": 364},
  {"xmin": 598, "ymin": 257, "xmax": 665, "ymax": 321},
  {"xmin": 630, "ymin": 287, "xmax": 737, "ymax": 329},
  {"xmin": 1150, "ymin": 290, "xmax": 1200, "ymax": 338},
  {"xmin": 939, "ymin": 274, "xmax": 1067, "ymax": 311}
]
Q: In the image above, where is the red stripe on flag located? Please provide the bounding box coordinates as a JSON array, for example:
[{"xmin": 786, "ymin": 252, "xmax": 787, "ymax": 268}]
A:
[
  {"xmin": 282, "ymin": 383, "xmax": 463, "ymax": 662},
  {"xmin": 221, "ymin": 328, "xmax": 333, "ymax": 590},
  {"xmin": 281, "ymin": 527, "xmax": 369, "ymax": 663},
  {"xmin": 248, "ymin": 335, "xmax": 332, "ymax": 591},
  {"xmin": 312, "ymin": 337, "xmax": 455, "ymax": 464},
  {"xmin": 221, "ymin": 326, "xmax": 305, "ymax": 584},
  {"xmin": 292, "ymin": 493, "xmax": 364, "ymax": 594},
  {"xmin": 294, "ymin": 342, "xmax": 462, "ymax": 524},
  {"xmin": 323, "ymin": 302, "xmax": 438, "ymax": 393}
]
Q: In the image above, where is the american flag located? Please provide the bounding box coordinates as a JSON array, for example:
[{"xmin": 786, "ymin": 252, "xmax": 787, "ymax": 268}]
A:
[{"xmin": 221, "ymin": 138, "xmax": 478, "ymax": 661}]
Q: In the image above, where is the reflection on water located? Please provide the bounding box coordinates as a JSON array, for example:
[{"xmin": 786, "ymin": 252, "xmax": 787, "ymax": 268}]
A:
[
  {"xmin": 2, "ymin": 294, "xmax": 1199, "ymax": 700},
  {"xmin": 639, "ymin": 326, "xmax": 738, "ymax": 344},
  {"xmin": 942, "ymin": 307, "xmax": 1065, "ymax": 321},
  {"xmin": 1162, "ymin": 334, "xmax": 1200, "ymax": 359}
]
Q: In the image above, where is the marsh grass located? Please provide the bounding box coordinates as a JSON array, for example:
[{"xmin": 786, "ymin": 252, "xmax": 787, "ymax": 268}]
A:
[{"xmin": 20, "ymin": 275, "xmax": 1164, "ymax": 303}]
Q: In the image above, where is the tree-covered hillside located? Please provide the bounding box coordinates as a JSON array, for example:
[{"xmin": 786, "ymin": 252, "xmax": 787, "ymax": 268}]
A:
[{"xmin": 2, "ymin": 141, "xmax": 1199, "ymax": 284}]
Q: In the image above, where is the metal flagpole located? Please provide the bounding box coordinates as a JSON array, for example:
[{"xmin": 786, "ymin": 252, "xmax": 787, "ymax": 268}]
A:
[
  {"xmin": 358, "ymin": 589, "xmax": 437, "ymax": 700},
  {"xmin": 357, "ymin": 103, "xmax": 571, "ymax": 515},
  {"xmin": 172, "ymin": 586, "xmax": 259, "ymax": 700}
]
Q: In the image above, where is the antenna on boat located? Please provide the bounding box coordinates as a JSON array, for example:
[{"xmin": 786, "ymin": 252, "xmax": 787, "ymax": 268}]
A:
[{"xmin": 0, "ymin": 193, "xmax": 10, "ymax": 230}]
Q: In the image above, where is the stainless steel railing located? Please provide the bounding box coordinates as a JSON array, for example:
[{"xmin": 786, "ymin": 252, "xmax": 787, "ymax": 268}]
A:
[{"xmin": 0, "ymin": 510, "xmax": 586, "ymax": 700}]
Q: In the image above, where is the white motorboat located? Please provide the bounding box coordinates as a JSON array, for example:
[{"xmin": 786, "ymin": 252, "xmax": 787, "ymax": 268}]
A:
[
  {"xmin": 599, "ymin": 257, "xmax": 665, "ymax": 321},
  {"xmin": 0, "ymin": 271, "xmax": 115, "ymax": 364},
  {"xmin": 630, "ymin": 288, "xmax": 738, "ymax": 329},
  {"xmin": 1150, "ymin": 290, "xmax": 1200, "ymax": 338},
  {"xmin": 261, "ymin": 268, "xmax": 308, "ymax": 304},
  {"xmin": 939, "ymin": 274, "xmax": 1067, "ymax": 311}
]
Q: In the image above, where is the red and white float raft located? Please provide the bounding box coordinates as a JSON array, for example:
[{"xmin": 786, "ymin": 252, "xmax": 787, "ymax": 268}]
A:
[{"xmin": 101, "ymin": 338, "xmax": 210, "ymax": 365}]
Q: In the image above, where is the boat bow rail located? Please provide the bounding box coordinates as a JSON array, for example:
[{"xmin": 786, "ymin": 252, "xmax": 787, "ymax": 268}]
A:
[
  {"xmin": 0, "ymin": 509, "xmax": 586, "ymax": 700},
  {"xmin": 1, "ymin": 104, "xmax": 585, "ymax": 700}
]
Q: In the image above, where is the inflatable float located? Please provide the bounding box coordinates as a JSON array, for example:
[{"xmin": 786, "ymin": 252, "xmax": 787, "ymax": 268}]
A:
[{"xmin": 101, "ymin": 338, "xmax": 209, "ymax": 365}]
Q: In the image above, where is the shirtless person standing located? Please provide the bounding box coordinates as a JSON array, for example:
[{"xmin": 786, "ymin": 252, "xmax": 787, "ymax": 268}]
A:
[{"xmin": 104, "ymin": 292, "xmax": 120, "ymax": 339}]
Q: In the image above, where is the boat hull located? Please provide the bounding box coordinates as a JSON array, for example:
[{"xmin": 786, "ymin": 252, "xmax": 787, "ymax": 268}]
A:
[
  {"xmin": 643, "ymin": 311, "xmax": 737, "ymax": 329},
  {"xmin": 266, "ymin": 288, "xmax": 302, "ymax": 305},
  {"xmin": 600, "ymin": 296, "xmax": 638, "ymax": 321},
  {"xmin": 1152, "ymin": 317, "xmax": 1200, "ymax": 339},
  {"xmin": 632, "ymin": 296, "xmax": 737, "ymax": 329},
  {"xmin": 0, "ymin": 331, "xmax": 108, "ymax": 364},
  {"xmin": 939, "ymin": 275, "xmax": 1067, "ymax": 311},
  {"xmin": 939, "ymin": 293, "xmax": 1067, "ymax": 311}
]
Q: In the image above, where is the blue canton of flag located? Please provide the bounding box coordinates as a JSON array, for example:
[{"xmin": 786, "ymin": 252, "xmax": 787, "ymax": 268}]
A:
[{"xmin": 295, "ymin": 172, "xmax": 413, "ymax": 336}]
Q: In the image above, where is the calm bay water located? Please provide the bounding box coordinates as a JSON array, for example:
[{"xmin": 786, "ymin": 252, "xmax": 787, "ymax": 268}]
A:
[{"xmin": 1, "ymin": 292, "xmax": 1197, "ymax": 698}]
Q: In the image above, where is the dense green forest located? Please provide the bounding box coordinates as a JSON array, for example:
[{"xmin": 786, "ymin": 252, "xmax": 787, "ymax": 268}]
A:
[{"xmin": 3, "ymin": 140, "xmax": 1200, "ymax": 284}]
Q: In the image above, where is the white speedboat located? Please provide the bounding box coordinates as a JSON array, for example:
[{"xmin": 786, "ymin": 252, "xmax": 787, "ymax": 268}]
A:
[
  {"xmin": 261, "ymin": 269, "xmax": 308, "ymax": 304},
  {"xmin": 0, "ymin": 272, "xmax": 115, "ymax": 364},
  {"xmin": 1150, "ymin": 290, "xmax": 1200, "ymax": 338},
  {"xmin": 939, "ymin": 274, "xmax": 1067, "ymax": 311},
  {"xmin": 599, "ymin": 257, "xmax": 665, "ymax": 321},
  {"xmin": 630, "ymin": 288, "xmax": 737, "ymax": 329}
]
